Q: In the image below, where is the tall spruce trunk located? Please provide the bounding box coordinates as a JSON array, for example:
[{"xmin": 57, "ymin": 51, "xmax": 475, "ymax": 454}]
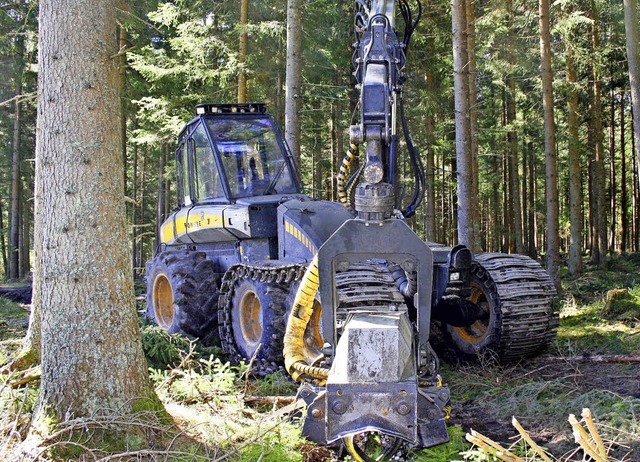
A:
[
  {"xmin": 9, "ymin": 36, "xmax": 24, "ymax": 280},
  {"xmin": 0, "ymin": 194, "xmax": 6, "ymax": 278},
  {"xmin": 466, "ymin": 0, "xmax": 479, "ymax": 210},
  {"xmin": 31, "ymin": 0, "xmax": 159, "ymax": 423},
  {"xmin": 285, "ymin": 0, "xmax": 303, "ymax": 165},
  {"xmin": 452, "ymin": 0, "xmax": 477, "ymax": 249},
  {"xmin": 623, "ymin": 0, "xmax": 640, "ymax": 187},
  {"xmin": 506, "ymin": 2, "xmax": 524, "ymax": 255},
  {"xmin": 591, "ymin": 12, "xmax": 607, "ymax": 268},
  {"xmin": 621, "ymin": 91, "xmax": 628, "ymax": 253},
  {"xmin": 609, "ymin": 87, "xmax": 616, "ymax": 251},
  {"xmin": 238, "ymin": 0, "xmax": 248, "ymax": 103},
  {"xmin": 425, "ymin": 112, "xmax": 436, "ymax": 241},
  {"xmin": 566, "ymin": 49, "xmax": 584, "ymax": 274},
  {"xmin": 539, "ymin": 0, "xmax": 560, "ymax": 288}
]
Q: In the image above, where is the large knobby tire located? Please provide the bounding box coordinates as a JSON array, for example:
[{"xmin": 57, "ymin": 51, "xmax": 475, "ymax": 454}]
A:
[
  {"xmin": 218, "ymin": 265, "xmax": 292, "ymax": 374},
  {"xmin": 230, "ymin": 278, "xmax": 288, "ymax": 362},
  {"xmin": 446, "ymin": 253, "xmax": 557, "ymax": 361},
  {"xmin": 145, "ymin": 250, "xmax": 221, "ymax": 345}
]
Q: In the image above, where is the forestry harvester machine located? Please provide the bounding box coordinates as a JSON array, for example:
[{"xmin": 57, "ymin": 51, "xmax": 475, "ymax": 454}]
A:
[{"xmin": 145, "ymin": 0, "xmax": 557, "ymax": 458}]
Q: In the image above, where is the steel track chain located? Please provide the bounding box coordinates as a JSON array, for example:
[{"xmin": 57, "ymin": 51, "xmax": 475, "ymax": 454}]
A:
[
  {"xmin": 218, "ymin": 262, "xmax": 307, "ymax": 375},
  {"xmin": 473, "ymin": 252, "xmax": 558, "ymax": 360},
  {"xmin": 218, "ymin": 259, "xmax": 410, "ymax": 374}
]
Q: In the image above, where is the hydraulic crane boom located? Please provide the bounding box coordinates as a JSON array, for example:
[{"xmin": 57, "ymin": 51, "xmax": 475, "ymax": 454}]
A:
[
  {"xmin": 284, "ymin": 1, "xmax": 451, "ymax": 458},
  {"xmin": 351, "ymin": 0, "xmax": 425, "ymax": 217}
]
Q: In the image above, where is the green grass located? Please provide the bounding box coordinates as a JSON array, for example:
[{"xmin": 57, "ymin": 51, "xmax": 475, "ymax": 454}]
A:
[
  {"xmin": 0, "ymin": 298, "xmax": 28, "ymax": 365},
  {"xmin": 410, "ymin": 426, "xmax": 470, "ymax": 461},
  {"xmin": 0, "ymin": 297, "xmax": 28, "ymax": 320},
  {"xmin": 556, "ymin": 256, "xmax": 640, "ymax": 355},
  {"xmin": 3, "ymin": 254, "xmax": 640, "ymax": 460}
]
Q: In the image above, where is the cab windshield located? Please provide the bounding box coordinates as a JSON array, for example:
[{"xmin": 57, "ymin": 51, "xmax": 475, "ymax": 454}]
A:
[{"xmin": 205, "ymin": 117, "xmax": 298, "ymax": 199}]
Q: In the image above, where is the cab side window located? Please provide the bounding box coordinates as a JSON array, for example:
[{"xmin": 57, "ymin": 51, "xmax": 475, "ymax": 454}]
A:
[
  {"xmin": 176, "ymin": 144, "xmax": 192, "ymax": 206},
  {"xmin": 192, "ymin": 124, "xmax": 224, "ymax": 202}
]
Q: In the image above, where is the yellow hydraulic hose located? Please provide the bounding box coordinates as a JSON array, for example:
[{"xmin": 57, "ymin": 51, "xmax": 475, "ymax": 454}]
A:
[
  {"xmin": 283, "ymin": 254, "xmax": 330, "ymax": 384},
  {"xmin": 337, "ymin": 144, "xmax": 358, "ymax": 210}
]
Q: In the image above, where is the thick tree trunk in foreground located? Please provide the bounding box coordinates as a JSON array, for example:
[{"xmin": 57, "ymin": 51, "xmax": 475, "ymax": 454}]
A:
[
  {"xmin": 539, "ymin": 0, "xmax": 560, "ymax": 288},
  {"xmin": 31, "ymin": 0, "xmax": 159, "ymax": 424},
  {"xmin": 285, "ymin": 0, "xmax": 303, "ymax": 165}
]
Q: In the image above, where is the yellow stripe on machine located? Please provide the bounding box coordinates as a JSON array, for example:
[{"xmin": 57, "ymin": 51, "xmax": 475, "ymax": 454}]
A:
[
  {"xmin": 160, "ymin": 222, "xmax": 175, "ymax": 243},
  {"xmin": 285, "ymin": 219, "xmax": 317, "ymax": 254},
  {"xmin": 160, "ymin": 213, "xmax": 223, "ymax": 244}
]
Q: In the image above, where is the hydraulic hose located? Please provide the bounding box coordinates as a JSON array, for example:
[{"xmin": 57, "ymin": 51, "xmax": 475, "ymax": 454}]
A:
[
  {"xmin": 283, "ymin": 254, "xmax": 330, "ymax": 384},
  {"xmin": 337, "ymin": 144, "xmax": 358, "ymax": 215},
  {"xmin": 389, "ymin": 264, "xmax": 417, "ymax": 298},
  {"xmin": 399, "ymin": 95, "xmax": 426, "ymax": 218}
]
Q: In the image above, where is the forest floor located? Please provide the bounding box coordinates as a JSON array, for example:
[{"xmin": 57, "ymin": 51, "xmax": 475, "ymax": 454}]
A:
[{"xmin": 1, "ymin": 255, "xmax": 640, "ymax": 461}]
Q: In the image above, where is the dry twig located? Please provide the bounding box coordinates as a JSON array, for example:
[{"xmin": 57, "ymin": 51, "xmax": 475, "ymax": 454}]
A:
[
  {"xmin": 466, "ymin": 429, "xmax": 523, "ymax": 462},
  {"xmin": 511, "ymin": 417, "xmax": 553, "ymax": 462}
]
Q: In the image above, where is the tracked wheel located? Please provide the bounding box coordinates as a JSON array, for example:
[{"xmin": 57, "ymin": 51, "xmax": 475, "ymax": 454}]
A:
[
  {"xmin": 446, "ymin": 252, "xmax": 558, "ymax": 361},
  {"xmin": 218, "ymin": 263, "xmax": 301, "ymax": 375},
  {"xmin": 145, "ymin": 249, "xmax": 222, "ymax": 345}
]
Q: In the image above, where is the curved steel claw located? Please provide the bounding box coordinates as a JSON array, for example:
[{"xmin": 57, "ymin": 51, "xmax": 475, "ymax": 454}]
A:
[{"xmin": 342, "ymin": 432, "xmax": 403, "ymax": 462}]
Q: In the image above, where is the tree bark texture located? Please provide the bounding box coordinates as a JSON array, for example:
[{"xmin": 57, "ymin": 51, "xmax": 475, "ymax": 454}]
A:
[
  {"xmin": 452, "ymin": 0, "xmax": 477, "ymax": 250},
  {"xmin": 539, "ymin": 0, "xmax": 560, "ymax": 288},
  {"xmin": 33, "ymin": 0, "xmax": 157, "ymax": 420},
  {"xmin": 506, "ymin": 1, "xmax": 524, "ymax": 255},
  {"xmin": 425, "ymin": 112, "xmax": 436, "ymax": 242},
  {"xmin": 9, "ymin": 36, "xmax": 24, "ymax": 281},
  {"xmin": 620, "ymin": 91, "xmax": 628, "ymax": 253},
  {"xmin": 238, "ymin": 0, "xmax": 248, "ymax": 103},
  {"xmin": 285, "ymin": 0, "xmax": 303, "ymax": 165},
  {"xmin": 0, "ymin": 193, "xmax": 7, "ymax": 278},
  {"xmin": 566, "ymin": 49, "xmax": 584, "ymax": 274},
  {"xmin": 466, "ymin": 0, "xmax": 479, "ymax": 210},
  {"xmin": 591, "ymin": 12, "xmax": 607, "ymax": 268},
  {"xmin": 624, "ymin": 0, "xmax": 640, "ymax": 189}
]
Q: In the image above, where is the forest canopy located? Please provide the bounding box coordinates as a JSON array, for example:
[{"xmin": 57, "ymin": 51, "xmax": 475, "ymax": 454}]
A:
[{"xmin": 0, "ymin": 0, "xmax": 639, "ymax": 278}]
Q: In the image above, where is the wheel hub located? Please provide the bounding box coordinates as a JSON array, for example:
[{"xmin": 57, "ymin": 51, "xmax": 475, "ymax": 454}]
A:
[
  {"xmin": 454, "ymin": 282, "xmax": 490, "ymax": 343},
  {"xmin": 239, "ymin": 290, "xmax": 262, "ymax": 347},
  {"xmin": 153, "ymin": 274, "xmax": 174, "ymax": 329}
]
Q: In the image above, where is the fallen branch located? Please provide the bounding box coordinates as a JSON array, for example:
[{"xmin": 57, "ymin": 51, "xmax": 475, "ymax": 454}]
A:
[
  {"xmin": 243, "ymin": 395, "xmax": 296, "ymax": 406},
  {"xmin": 582, "ymin": 408, "xmax": 608, "ymax": 460},
  {"xmin": 511, "ymin": 417, "xmax": 553, "ymax": 462},
  {"xmin": 544, "ymin": 354, "xmax": 640, "ymax": 363},
  {"xmin": 466, "ymin": 429, "xmax": 523, "ymax": 462},
  {"xmin": 467, "ymin": 408, "xmax": 629, "ymax": 462},
  {"xmin": 242, "ymin": 343, "xmax": 262, "ymax": 396},
  {"xmin": 569, "ymin": 413, "xmax": 607, "ymax": 462},
  {"xmin": 9, "ymin": 365, "xmax": 41, "ymax": 388}
]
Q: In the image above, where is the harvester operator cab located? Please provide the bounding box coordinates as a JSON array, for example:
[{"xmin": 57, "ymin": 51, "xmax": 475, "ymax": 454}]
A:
[
  {"xmin": 159, "ymin": 103, "xmax": 305, "ymax": 247},
  {"xmin": 176, "ymin": 102, "xmax": 300, "ymax": 206}
]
